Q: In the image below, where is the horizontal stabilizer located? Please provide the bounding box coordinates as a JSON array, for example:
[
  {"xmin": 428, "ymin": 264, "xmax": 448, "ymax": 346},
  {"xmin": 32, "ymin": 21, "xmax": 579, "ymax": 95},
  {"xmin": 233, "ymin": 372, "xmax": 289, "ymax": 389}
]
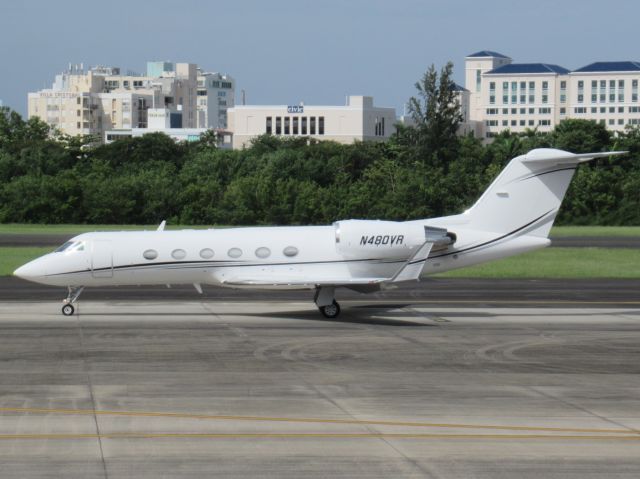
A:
[{"xmin": 521, "ymin": 149, "xmax": 627, "ymax": 167}]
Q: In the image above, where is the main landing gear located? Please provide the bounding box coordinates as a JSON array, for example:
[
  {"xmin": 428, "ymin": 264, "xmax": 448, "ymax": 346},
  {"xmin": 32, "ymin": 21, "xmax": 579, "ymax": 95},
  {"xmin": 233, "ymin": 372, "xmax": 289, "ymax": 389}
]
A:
[
  {"xmin": 314, "ymin": 286, "xmax": 341, "ymax": 319},
  {"xmin": 62, "ymin": 286, "xmax": 84, "ymax": 316}
]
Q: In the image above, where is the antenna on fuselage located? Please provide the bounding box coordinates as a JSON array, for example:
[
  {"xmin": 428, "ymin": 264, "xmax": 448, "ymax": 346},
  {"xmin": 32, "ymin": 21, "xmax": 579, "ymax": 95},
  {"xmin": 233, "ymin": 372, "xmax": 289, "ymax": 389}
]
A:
[{"xmin": 157, "ymin": 220, "xmax": 166, "ymax": 231}]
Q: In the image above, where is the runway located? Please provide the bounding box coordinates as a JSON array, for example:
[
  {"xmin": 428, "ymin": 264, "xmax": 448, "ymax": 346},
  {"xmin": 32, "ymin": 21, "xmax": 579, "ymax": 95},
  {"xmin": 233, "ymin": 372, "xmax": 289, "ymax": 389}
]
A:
[{"xmin": 0, "ymin": 300, "xmax": 639, "ymax": 478}]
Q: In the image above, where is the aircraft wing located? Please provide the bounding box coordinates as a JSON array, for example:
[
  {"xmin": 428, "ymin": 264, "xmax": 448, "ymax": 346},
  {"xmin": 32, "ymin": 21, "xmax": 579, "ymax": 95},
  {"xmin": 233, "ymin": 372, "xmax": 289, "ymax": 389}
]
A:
[{"xmin": 221, "ymin": 277, "xmax": 388, "ymax": 287}]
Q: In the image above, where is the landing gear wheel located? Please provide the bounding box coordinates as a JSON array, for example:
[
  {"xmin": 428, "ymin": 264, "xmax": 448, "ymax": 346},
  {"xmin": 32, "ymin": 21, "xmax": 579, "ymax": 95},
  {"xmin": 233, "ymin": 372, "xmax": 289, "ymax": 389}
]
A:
[
  {"xmin": 319, "ymin": 300, "xmax": 340, "ymax": 319},
  {"xmin": 62, "ymin": 304, "xmax": 75, "ymax": 316}
]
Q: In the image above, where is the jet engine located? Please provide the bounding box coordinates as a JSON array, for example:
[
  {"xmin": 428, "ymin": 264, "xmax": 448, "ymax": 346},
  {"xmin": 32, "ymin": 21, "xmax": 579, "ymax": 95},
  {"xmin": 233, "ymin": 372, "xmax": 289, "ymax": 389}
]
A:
[{"xmin": 334, "ymin": 220, "xmax": 427, "ymax": 259}]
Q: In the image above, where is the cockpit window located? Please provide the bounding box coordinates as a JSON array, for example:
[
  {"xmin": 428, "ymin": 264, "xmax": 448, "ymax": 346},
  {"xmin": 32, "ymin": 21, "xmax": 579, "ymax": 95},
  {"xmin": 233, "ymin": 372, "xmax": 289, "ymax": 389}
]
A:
[
  {"xmin": 54, "ymin": 241, "xmax": 75, "ymax": 252},
  {"xmin": 54, "ymin": 241, "xmax": 85, "ymax": 253}
]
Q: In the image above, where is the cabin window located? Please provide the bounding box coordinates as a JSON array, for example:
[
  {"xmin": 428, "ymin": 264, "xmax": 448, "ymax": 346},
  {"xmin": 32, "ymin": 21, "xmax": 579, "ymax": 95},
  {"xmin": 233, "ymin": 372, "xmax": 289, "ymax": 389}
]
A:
[
  {"xmin": 255, "ymin": 247, "xmax": 271, "ymax": 258},
  {"xmin": 171, "ymin": 249, "xmax": 186, "ymax": 260},
  {"xmin": 228, "ymin": 247, "xmax": 242, "ymax": 258},
  {"xmin": 143, "ymin": 249, "xmax": 158, "ymax": 260},
  {"xmin": 200, "ymin": 248, "xmax": 214, "ymax": 259},
  {"xmin": 283, "ymin": 246, "xmax": 299, "ymax": 257}
]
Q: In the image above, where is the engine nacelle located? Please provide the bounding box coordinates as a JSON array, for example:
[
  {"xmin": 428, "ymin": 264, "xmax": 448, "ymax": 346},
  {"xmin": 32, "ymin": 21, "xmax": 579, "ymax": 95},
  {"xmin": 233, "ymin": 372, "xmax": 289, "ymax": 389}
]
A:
[{"xmin": 334, "ymin": 220, "xmax": 426, "ymax": 259}]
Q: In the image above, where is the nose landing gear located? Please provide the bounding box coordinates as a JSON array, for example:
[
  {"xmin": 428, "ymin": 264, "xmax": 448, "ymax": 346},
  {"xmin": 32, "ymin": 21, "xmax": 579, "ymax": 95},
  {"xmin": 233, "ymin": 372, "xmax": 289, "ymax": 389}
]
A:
[{"xmin": 62, "ymin": 286, "xmax": 84, "ymax": 316}]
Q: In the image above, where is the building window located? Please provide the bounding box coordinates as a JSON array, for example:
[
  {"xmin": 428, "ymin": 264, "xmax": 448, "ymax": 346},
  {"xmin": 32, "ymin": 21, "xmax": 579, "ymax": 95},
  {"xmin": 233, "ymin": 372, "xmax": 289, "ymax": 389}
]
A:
[
  {"xmin": 310, "ymin": 117, "xmax": 316, "ymax": 135},
  {"xmin": 511, "ymin": 120, "xmax": 517, "ymax": 126},
  {"xmin": 574, "ymin": 107, "xmax": 586, "ymax": 114},
  {"xmin": 591, "ymin": 107, "xmax": 597, "ymax": 113},
  {"xmin": 284, "ymin": 117, "xmax": 290, "ymax": 135},
  {"xmin": 293, "ymin": 117, "xmax": 299, "ymax": 135},
  {"xmin": 591, "ymin": 94, "xmax": 597, "ymax": 103},
  {"xmin": 520, "ymin": 81, "xmax": 526, "ymax": 90},
  {"xmin": 609, "ymin": 119, "xmax": 615, "ymax": 125},
  {"xmin": 528, "ymin": 95, "xmax": 534, "ymax": 103},
  {"xmin": 266, "ymin": 116, "xmax": 272, "ymax": 134},
  {"xmin": 609, "ymin": 106, "xmax": 615, "ymax": 113},
  {"xmin": 539, "ymin": 119, "xmax": 551, "ymax": 126},
  {"xmin": 560, "ymin": 107, "xmax": 566, "ymax": 115},
  {"xmin": 519, "ymin": 119, "xmax": 525, "ymax": 126},
  {"xmin": 542, "ymin": 81, "xmax": 549, "ymax": 91},
  {"xmin": 502, "ymin": 108, "xmax": 508, "ymax": 114},
  {"xmin": 619, "ymin": 106, "xmax": 624, "ymax": 113},
  {"xmin": 618, "ymin": 118, "xmax": 624, "ymax": 125},
  {"xmin": 542, "ymin": 95, "xmax": 548, "ymax": 104},
  {"xmin": 476, "ymin": 70, "xmax": 481, "ymax": 92},
  {"xmin": 502, "ymin": 95, "xmax": 508, "ymax": 104},
  {"xmin": 301, "ymin": 117, "xmax": 307, "ymax": 135},
  {"xmin": 578, "ymin": 94, "xmax": 584, "ymax": 103},
  {"xmin": 600, "ymin": 107, "xmax": 606, "ymax": 113},
  {"xmin": 528, "ymin": 119, "xmax": 534, "ymax": 126},
  {"xmin": 489, "ymin": 81, "xmax": 496, "ymax": 91},
  {"xmin": 519, "ymin": 108, "xmax": 526, "ymax": 114},
  {"xmin": 528, "ymin": 108, "xmax": 534, "ymax": 114},
  {"xmin": 502, "ymin": 120, "xmax": 508, "ymax": 126},
  {"xmin": 318, "ymin": 116, "xmax": 325, "ymax": 135},
  {"xmin": 577, "ymin": 80, "xmax": 584, "ymax": 90},
  {"xmin": 275, "ymin": 117, "xmax": 282, "ymax": 134},
  {"xmin": 489, "ymin": 95, "xmax": 495, "ymax": 104}
]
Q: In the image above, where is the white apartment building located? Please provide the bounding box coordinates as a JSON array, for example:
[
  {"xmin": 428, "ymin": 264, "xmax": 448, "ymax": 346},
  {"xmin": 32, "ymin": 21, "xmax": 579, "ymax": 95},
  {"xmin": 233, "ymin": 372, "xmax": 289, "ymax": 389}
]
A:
[
  {"xmin": 197, "ymin": 71, "xmax": 235, "ymax": 129},
  {"xmin": 228, "ymin": 95, "xmax": 395, "ymax": 149},
  {"xmin": 466, "ymin": 51, "xmax": 640, "ymax": 139},
  {"xmin": 104, "ymin": 107, "xmax": 209, "ymax": 144},
  {"xmin": 28, "ymin": 61, "xmax": 220, "ymax": 141}
]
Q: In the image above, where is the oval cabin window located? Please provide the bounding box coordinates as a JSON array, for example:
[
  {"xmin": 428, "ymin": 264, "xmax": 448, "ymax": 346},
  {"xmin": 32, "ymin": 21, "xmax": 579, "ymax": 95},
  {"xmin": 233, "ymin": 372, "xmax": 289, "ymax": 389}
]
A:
[
  {"xmin": 228, "ymin": 247, "xmax": 242, "ymax": 258},
  {"xmin": 143, "ymin": 249, "xmax": 158, "ymax": 260},
  {"xmin": 255, "ymin": 247, "xmax": 271, "ymax": 258},
  {"xmin": 283, "ymin": 246, "xmax": 299, "ymax": 257},
  {"xmin": 172, "ymin": 249, "xmax": 186, "ymax": 260},
  {"xmin": 200, "ymin": 248, "xmax": 214, "ymax": 259}
]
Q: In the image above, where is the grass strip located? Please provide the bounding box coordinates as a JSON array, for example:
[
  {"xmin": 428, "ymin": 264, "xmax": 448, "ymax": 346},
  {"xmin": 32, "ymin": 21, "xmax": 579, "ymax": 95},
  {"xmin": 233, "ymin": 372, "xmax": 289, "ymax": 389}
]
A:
[
  {"xmin": 437, "ymin": 247, "xmax": 640, "ymax": 279},
  {"xmin": 2, "ymin": 246, "xmax": 639, "ymax": 279}
]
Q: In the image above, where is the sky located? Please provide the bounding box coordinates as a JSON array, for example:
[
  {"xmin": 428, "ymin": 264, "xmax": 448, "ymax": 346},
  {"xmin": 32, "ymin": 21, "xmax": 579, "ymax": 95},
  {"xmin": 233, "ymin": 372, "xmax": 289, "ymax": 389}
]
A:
[{"xmin": 2, "ymin": 0, "xmax": 640, "ymax": 116}]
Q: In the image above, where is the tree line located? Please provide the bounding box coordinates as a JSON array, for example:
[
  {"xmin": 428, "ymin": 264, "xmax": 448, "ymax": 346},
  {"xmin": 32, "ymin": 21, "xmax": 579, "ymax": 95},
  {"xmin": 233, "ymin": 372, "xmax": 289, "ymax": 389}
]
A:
[{"xmin": 1, "ymin": 65, "xmax": 639, "ymax": 226}]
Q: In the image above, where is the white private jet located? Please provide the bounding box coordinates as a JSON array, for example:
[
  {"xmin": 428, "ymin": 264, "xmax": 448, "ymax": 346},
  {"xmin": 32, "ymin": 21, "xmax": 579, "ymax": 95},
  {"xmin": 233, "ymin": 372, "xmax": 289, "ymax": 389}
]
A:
[{"xmin": 14, "ymin": 148, "xmax": 625, "ymax": 318}]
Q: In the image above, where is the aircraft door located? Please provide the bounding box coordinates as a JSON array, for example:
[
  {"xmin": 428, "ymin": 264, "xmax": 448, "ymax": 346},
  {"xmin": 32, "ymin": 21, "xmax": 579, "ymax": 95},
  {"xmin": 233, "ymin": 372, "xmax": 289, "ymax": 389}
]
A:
[{"xmin": 91, "ymin": 240, "xmax": 113, "ymax": 278}]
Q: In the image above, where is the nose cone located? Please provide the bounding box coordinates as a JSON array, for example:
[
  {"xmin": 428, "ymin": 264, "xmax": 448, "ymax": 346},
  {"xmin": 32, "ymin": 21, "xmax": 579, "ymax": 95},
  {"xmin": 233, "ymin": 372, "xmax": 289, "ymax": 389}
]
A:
[{"xmin": 14, "ymin": 259, "xmax": 46, "ymax": 281}]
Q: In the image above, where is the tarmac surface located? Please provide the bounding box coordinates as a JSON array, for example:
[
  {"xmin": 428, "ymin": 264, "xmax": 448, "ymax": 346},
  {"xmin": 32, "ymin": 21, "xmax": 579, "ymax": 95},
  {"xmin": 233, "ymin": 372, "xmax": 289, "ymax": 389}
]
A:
[{"xmin": 0, "ymin": 297, "xmax": 639, "ymax": 478}]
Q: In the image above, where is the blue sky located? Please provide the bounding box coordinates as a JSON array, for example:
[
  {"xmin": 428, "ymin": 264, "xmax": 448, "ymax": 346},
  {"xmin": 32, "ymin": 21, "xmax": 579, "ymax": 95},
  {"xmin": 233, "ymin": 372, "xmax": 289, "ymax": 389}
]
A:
[{"xmin": 1, "ymin": 0, "xmax": 639, "ymax": 116}]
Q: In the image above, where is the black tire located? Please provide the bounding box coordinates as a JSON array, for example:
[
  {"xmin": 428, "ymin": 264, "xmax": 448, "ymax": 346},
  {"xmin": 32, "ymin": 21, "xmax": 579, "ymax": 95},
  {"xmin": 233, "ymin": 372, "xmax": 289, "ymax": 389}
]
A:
[
  {"xmin": 62, "ymin": 304, "xmax": 75, "ymax": 316},
  {"xmin": 319, "ymin": 301, "xmax": 340, "ymax": 319}
]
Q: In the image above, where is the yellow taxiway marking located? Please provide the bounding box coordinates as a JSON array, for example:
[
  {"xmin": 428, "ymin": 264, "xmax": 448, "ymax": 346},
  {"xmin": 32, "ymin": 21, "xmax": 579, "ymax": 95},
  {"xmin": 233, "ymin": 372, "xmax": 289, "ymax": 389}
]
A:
[
  {"xmin": 0, "ymin": 433, "xmax": 638, "ymax": 441},
  {"xmin": 346, "ymin": 300, "xmax": 640, "ymax": 305},
  {"xmin": 1, "ymin": 407, "xmax": 638, "ymax": 436}
]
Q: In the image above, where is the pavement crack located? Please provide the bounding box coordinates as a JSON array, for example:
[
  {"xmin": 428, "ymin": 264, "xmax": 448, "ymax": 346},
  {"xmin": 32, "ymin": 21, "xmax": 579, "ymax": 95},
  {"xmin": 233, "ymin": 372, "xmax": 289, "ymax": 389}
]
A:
[{"xmin": 75, "ymin": 312, "xmax": 109, "ymax": 479}]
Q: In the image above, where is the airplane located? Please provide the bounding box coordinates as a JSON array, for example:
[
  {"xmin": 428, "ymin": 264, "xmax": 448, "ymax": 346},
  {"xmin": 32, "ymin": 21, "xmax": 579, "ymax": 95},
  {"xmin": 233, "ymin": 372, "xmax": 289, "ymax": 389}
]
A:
[{"xmin": 14, "ymin": 148, "xmax": 625, "ymax": 318}]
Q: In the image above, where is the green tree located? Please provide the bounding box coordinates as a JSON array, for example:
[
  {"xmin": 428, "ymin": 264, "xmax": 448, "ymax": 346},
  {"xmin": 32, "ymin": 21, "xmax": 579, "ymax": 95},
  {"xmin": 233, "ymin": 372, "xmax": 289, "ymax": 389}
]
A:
[{"xmin": 406, "ymin": 61, "xmax": 463, "ymax": 162}]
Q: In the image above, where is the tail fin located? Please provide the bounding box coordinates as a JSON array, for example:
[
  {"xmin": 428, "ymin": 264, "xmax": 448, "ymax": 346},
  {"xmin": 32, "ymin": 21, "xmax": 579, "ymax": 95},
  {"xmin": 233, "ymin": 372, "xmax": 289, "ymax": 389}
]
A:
[{"xmin": 465, "ymin": 148, "xmax": 626, "ymax": 237}]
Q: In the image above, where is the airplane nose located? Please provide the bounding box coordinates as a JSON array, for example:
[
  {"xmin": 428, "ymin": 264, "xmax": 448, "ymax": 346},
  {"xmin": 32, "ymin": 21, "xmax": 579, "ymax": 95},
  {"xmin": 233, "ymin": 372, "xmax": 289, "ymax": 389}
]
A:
[{"xmin": 14, "ymin": 260, "xmax": 45, "ymax": 279}]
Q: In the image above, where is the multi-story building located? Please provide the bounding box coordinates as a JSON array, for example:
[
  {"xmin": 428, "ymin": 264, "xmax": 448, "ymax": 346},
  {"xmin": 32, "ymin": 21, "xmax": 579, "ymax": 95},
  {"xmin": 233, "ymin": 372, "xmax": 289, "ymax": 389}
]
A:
[
  {"xmin": 197, "ymin": 71, "xmax": 235, "ymax": 129},
  {"xmin": 28, "ymin": 62, "xmax": 206, "ymax": 140},
  {"xmin": 466, "ymin": 51, "xmax": 640, "ymax": 139},
  {"xmin": 228, "ymin": 95, "xmax": 395, "ymax": 149}
]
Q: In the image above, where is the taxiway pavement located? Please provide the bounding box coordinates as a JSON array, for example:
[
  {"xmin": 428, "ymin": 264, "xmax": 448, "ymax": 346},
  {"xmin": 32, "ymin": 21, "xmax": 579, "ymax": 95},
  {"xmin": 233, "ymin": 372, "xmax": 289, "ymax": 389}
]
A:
[{"xmin": 0, "ymin": 300, "xmax": 639, "ymax": 478}]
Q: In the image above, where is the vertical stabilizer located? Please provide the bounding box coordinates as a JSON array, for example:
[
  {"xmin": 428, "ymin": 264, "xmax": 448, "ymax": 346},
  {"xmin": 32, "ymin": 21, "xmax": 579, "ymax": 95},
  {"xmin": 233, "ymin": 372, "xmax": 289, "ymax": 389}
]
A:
[{"xmin": 464, "ymin": 148, "xmax": 625, "ymax": 237}]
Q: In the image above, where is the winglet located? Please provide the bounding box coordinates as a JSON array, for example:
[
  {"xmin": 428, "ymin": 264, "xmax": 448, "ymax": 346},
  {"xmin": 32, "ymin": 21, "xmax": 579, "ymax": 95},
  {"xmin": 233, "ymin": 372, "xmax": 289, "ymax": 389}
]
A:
[
  {"xmin": 390, "ymin": 241, "xmax": 434, "ymax": 283},
  {"xmin": 157, "ymin": 220, "xmax": 166, "ymax": 232}
]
